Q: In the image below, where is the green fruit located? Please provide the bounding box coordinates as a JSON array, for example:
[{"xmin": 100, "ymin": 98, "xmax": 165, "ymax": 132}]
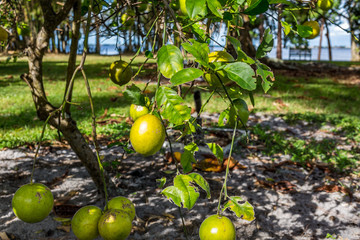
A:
[
  {"xmin": 109, "ymin": 60, "xmax": 133, "ymax": 86},
  {"xmin": 130, "ymin": 104, "xmax": 149, "ymax": 121},
  {"xmin": 199, "ymin": 214, "xmax": 236, "ymax": 240},
  {"xmin": 204, "ymin": 51, "xmax": 234, "ymax": 88},
  {"xmin": 303, "ymin": 21, "xmax": 320, "ymax": 39},
  {"xmin": 317, "ymin": 0, "xmax": 334, "ymax": 11},
  {"xmin": 12, "ymin": 183, "xmax": 54, "ymax": 223},
  {"xmin": 121, "ymin": 9, "xmax": 135, "ymax": 27},
  {"xmin": 98, "ymin": 209, "xmax": 132, "ymax": 240},
  {"xmin": 107, "ymin": 196, "xmax": 136, "ymax": 220},
  {"xmin": 130, "ymin": 114, "xmax": 165, "ymax": 156},
  {"xmin": 0, "ymin": 26, "xmax": 8, "ymax": 42},
  {"xmin": 71, "ymin": 205, "xmax": 102, "ymax": 240},
  {"xmin": 179, "ymin": 0, "xmax": 187, "ymax": 16},
  {"xmin": 228, "ymin": 99, "xmax": 249, "ymax": 128}
]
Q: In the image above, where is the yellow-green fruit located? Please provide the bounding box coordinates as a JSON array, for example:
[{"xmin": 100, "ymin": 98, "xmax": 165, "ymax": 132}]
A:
[
  {"xmin": 121, "ymin": 9, "xmax": 135, "ymax": 27},
  {"xmin": 204, "ymin": 51, "xmax": 235, "ymax": 88},
  {"xmin": 228, "ymin": 99, "xmax": 249, "ymax": 128},
  {"xmin": 199, "ymin": 215, "xmax": 236, "ymax": 240},
  {"xmin": 98, "ymin": 209, "xmax": 132, "ymax": 240},
  {"xmin": 109, "ymin": 60, "xmax": 133, "ymax": 86},
  {"xmin": 303, "ymin": 21, "xmax": 320, "ymax": 39},
  {"xmin": 317, "ymin": 0, "xmax": 334, "ymax": 11},
  {"xmin": 0, "ymin": 26, "xmax": 8, "ymax": 42},
  {"xmin": 129, "ymin": 104, "xmax": 149, "ymax": 121},
  {"xmin": 179, "ymin": 0, "xmax": 187, "ymax": 16},
  {"xmin": 130, "ymin": 114, "xmax": 165, "ymax": 156},
  {"xmin": 12, "ymin": 183, "xmax": 54, "ymax": 223},
  {"xmin": 71, "ymin": 205, "xmax": 102, "ymax": 240},
  {"xmin": 107, "ymin": 196, "xmax": 136, "ymax": 220}
]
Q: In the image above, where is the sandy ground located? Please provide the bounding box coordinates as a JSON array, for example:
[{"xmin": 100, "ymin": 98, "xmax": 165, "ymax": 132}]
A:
[{"xmin": 0, "ymin": 113, "xmax": 359, "ymax": 240}]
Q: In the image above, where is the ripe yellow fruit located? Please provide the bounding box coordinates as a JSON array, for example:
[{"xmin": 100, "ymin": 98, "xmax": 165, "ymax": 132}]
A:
[
  {"xmin": 303, "ymin": 21, "xmax": 320, "ymax": 39},
  {"xmin": 98, "ymin": 209, "xmax": 132, "ymax": 240},
  {"xmin": 107, "ymin": 196, "xmax": 136, "ymax": 220},
  {"xmin": 71, "ymin": 205, "xmax": 102, "ymax": 240},
  {"xmin": 109, "ymin": 60, "xmax": 133, "ymax": 86},
  {"xmin": 204, "ymin": 51, "xmax": 235, "ymax": 88},
  {"xmin": 130, "ymin": 114, "xmax": 165, "ymax": 156},
  {"xmin": 12, "ymin": 183, "xmax": 54, "ymax": 223},
  {"xmin": 0, "ymin": 26, "xmax": 8, "ymax": 42},
  {"xmin": 317, "ymin": 0, "xmax": 334, "ymax": 11},
  {"xmin": 129, "ymin": 104, "xmax": 149, "ymax": 121},
  {"xmin": 199, "ymin": 214, "xmax": 236, "ymax": 240}
]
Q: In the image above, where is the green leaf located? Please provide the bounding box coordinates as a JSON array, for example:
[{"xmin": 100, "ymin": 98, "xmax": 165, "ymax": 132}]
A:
[
  {"xmin": 256, "ymin": 63, "xmax": 274, "ymax": 93},
  {"xmin": 227, "ymin": 36, "xmax": 255, "ymax": 64},
  {"xmin": 189, "ymin": 22, "xmax": 208, "ymax": 42},
  {"xmin": 281, "ymin": 21, "xmax": 291, "ymax": 35},
  {"xmin": 186, "ymin": 0, "xmax": 208, "ymax": 20},
  {"xmin": 188, "ymin": 173, "xmax": 211, "ymax": 198},
  {"xmin": 243, "ymin": 0, "xmax": 269, "ymax": 16},
  {"xmin": 223, "ymin": 196, "xmax": 255, "ymax": 221},
  {"xmin": 224, "ymin": 62, "xmax": 256, "ymax": 91},
  {"xmin": 256, "ymin": 28, "xmax": 274, "ymax": 59},
  {"xmin": 206, "ymin": 0, "xmax": 223, "ymax": 18},
  {"xmin": 181, "ymin": 143, "xmax": 199, "ymax": 173},
  {"xmin": 156, "ymin": 86, "xmax": 191, "ymax": 125},
  {"xmin": 207, "ymin": 143, "xmax": 224, "ymax": 162},
  {"xmin": 156, "ymin": 177, "xmax": 167, "ymax": 189},
  {"xmin": 249, "ymin": 91, "xmax": 255, "ymax": 107},
  {"xmin": 268, "ymin": 0, "xmax": 294, "ymax": 5},
  {"xmin": 218, "ymin": 109, "xmax": 230, "ymax": 127},
  {"xmin": 145, "ymin": 50, "xmax": 154, "ymax": 58},
  {"xmin": 297, "ymin": 25, "xmax": 312, "ymax": 38},
  {"xmin": 171, "ymin": 68, "xmax": 204, "ymax": 86},
  {"xmin": 123, "ymin": 84, "xmax": 145, "ymax": 105},
  {"xmin": 157, "ymin": 45, "xmax": 183, "ymax": 78},
  {"xmin": 182, "ymin": 39, "xmax": 210, "ymax": 67},
  {"xmin": 162, "ymin": 186, "xmax": 182, "ymax": 207}
]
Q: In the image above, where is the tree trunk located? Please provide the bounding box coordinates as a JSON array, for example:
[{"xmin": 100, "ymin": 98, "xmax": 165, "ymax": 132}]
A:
[
  {"xmin": 351, "ymin": 34, "xmax": 360, "ymax": 61},
  {"xmin": 276, "ymin": 7, "xmax": 282, "ymax": 59},
  {"xmin": 95, "ymin": 16, "xmax": 101, "ymax": 54},
  {"xmin": 318, "ymin": 17, "xmax": 325, "ymax": 61},
  {"xmin": 21, "ymin": 0, "xmax": 108, "ymax": 197},
  {"xmin": 325, "ymin": 20, "xmax": 332, "ymax": 62}
]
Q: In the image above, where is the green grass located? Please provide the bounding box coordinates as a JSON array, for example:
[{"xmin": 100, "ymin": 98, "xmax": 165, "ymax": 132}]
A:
[{"xmin": 1, "ymin": 54, "xmax": 359, "ymax": 151}]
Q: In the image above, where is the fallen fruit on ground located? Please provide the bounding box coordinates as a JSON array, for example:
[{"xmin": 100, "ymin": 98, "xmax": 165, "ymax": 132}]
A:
[
  {"xmin": 129, "ymin": 104, "xmax": 149, "ymax": 121},
  {"xmin": 204, "ymin": 51, "xmax": 234, "ymax": 88},
  {"xmin": 130, "ymin": 114, "xmax": 165, "ymax": 156},
  {"xmin": 71, "ymin": 205, "xmax": 102, "ymax": 240},
  {"xmin": 98, "ymin": 209, "xmax": 132, "ymax": 240},
  {"xmin": 303, "ymin": 21, "xmax": 320, "ymax": 39},
  {"xmin": 199, "ymin": 214, "xmax": 236, "ymax": 240},
  {"xmin": 317, "ymin": 0, "xmax": 334, "ymax": 11},
  {"xmin": 107, "ymin": 196, "xmax": 136, "ymax": 220},
  {"xmin": 0, "ymin": 26, "xmax": 8, "ymax": 41},
  {"xmin": 228, "ymin": 98, "xmax": 250, "ymax": 128},
  {"xmin": 12, "ymin": 183, "xmax": 54, "ymax": 223},
  {"xmin": 109, "ymin": 60, "xmax": 133, "ymax": 86}
]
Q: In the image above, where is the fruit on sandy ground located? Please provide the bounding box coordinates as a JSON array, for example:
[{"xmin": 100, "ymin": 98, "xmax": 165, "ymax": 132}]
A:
[
  {"xmin": 129, "ymin": 104, "xmax": 149, "ymax": 121},
  {"xmin": 303, "ymin": 21, "xmax": 320, "ymax": 39},
  {"xmin": 12, "ymin": 183, "xmax": 54, "ymax": 223},
  {"xmin": 317, "ymin": 0, "xmax": 334, "ymax": 11},
  {"xmin": 109, "ymin": 60, "xmax": 133, "ymax": 86},
  {"xmin": 0, "ymin": 26, "xmax": 8, "ymax": 41},
  {"xmin": 130, "ymin": 114, "xmax": 165, "ymax": 156},
  {"xmin": 107, "ymin": 196, "xmax": 136, "ymax": 220},
  {"xmin": 199, "ymin": 214, "xmax": 236, "ymax": 240},
  {"xmin": 179, "ymin": 0, "xmax": 187, "ymax": 15},
  {"xmin": 227, "ymin": 98, "xmax": 249, "ymax": 128},
  {"xmin": 71, "ymin": 205, "xmax": 102, "ymax": 240},
  {"xmin": 121, "ymin": 9, "xmax": 135, "ymax": 27},
  {"xmin": 204, "ymin": 51, "xmax": 235, "ymax": 88},
  {"xmin": 98, "ymin": 209, "xmax": 132, "ymax": 240}
]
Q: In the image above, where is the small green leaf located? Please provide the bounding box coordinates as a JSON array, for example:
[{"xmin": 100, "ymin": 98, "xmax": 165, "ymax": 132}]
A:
[
  {"xmin": 188, "ymin": 173, "xmax": 211, "ymax": 198},
  {"xmin": 145, "ymin": 50, "xmax": 154, "ymax": 58},
  {"xmin": 171, "ymin": 68, "xmax": 204, "ymax": 86},
  {"xmin": 157, "ymin": 45, "xmax": 183, "ymax": 78},
  {"xmin": 218, "ymin": 109, "xmax": 230, "ymax": 127},
  {"xmin": 162, "ymin": 186, "xmax": 182, "ymax": 207},
  {"xmin": 223, "ymin": 196, "xmax": 255, "ymax": 221},
  {"xmin": 224, "ymin": 62, "xmax": 256, "ymax": 91},
  {"xmin": 243, "ymin": 0, "xmax": 269, "ymax": 16},
  {"xmin": 297, "ymin": 25, "xmax": 312, "ymax": 38},
  {"xmin": 281, "ymin": 21, "xmax": 291, "ymax": 35},
  {"xmin": 207, "ymin": 143, "xmax": 224, "ymax": 162},
  {"xmin": 226, "ymin": 36, "xmax": 255, "ymax": 64},
  {"xmin": 173, "ymin": 175, "xmax": 199, "ymax": 209},
  {"xmin": 181, "ymin": 143, "xmax": 199, "ymax": 173},
  {"xmin": 189, "ymin": 22, "xmax": 208, "ymax": 42},
  {"xmin": 182, "ymin": 39, "xmax": 210, "ymax": 67},
  {"xmin": 186, "ymin": 0, "xmax": 208, "ymax": 20},
  {"xmin": 123, "ymin": 84, "xmax": 145, "ymax": 105},
  {"xmin": 206, "ymin": 0, "xmax": 223, "ymax": 18},
  {"xmin": 256, "ymin": 63, "xmax": 274, "ymax": 93},
  {"xmin": 256, "ymin": 28, "xmax": 274, "ymax": 59},
  {"xmin": 156, "ymin": 177, "xmax": 167, "ymax": 189}
]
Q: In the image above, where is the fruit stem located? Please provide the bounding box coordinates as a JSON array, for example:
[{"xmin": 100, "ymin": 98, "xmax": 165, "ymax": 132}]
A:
[{"xmin": 217, "ymin": 120, "xmax": 237, "ymax": 215}]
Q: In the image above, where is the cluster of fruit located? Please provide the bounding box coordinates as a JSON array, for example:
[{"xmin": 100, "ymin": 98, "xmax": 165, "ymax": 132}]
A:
[{"xmin": 12, "ymin": 183, "xmax": 135, "ymax": 240}]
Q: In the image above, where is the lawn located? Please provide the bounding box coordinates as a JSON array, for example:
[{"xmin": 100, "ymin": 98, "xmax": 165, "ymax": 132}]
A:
[{"xmin": 0, "ymin": 54, "xmax": 359, "ymax": 149}]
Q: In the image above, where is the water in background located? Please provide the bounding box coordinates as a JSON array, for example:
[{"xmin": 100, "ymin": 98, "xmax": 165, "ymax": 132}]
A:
[{"xmin": 86, "ymin": 44, "xmax": 351, "ymax": 62}]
